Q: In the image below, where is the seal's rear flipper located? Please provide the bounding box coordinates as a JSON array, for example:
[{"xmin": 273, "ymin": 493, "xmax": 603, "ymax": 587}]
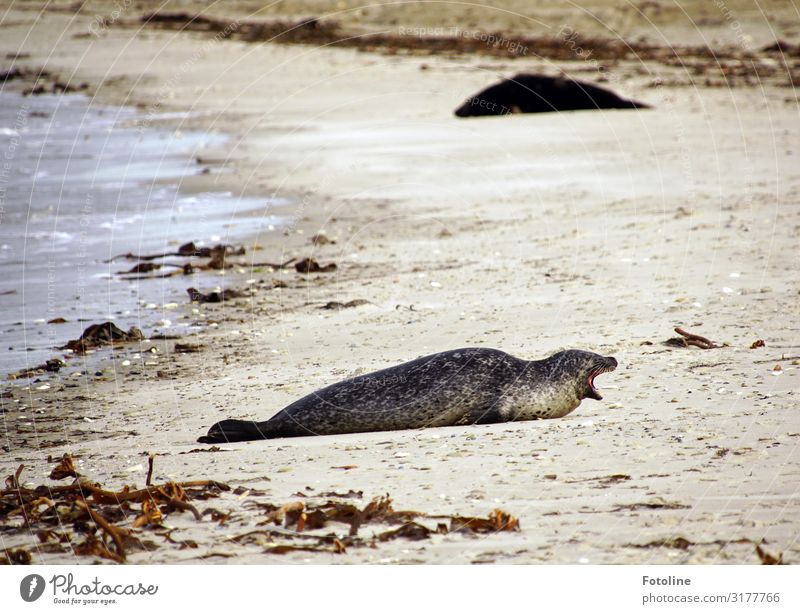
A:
[{"xmin": 198, "ymin": 419, "xmax": 269, "ymax": 443}]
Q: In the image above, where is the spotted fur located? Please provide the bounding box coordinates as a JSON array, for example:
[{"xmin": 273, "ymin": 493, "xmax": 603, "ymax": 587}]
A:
[{"xmin": 198, "ymin": 348, "xmax": 617, "ymax": 443}]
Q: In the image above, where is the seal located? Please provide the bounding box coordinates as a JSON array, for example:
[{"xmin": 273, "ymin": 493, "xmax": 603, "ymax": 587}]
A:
[
  {"xmin": 198, "ymin": 348, "xmax": 617, "ymax": 443},
  {"xmin": 454, "ymin": 73, "xmax": 650, "ymax": 117}
]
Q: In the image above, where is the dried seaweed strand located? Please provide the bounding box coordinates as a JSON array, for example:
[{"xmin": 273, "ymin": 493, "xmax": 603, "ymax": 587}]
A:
[
  {"xmin": 166, "ymin": 497, "xmax": 202, "ymax": 521},
  {"xmin": 0, "ymin": 479, "xmax": 229, "ymax": 504},
  {"xmin": 74, "ymin": 500, "xmax": 126, "ymax": 562}
]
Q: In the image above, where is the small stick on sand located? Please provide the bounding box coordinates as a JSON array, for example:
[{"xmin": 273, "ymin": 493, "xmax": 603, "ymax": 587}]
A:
[
  {"xmin": 245, "ymin": 257, "xmax": 297, "ymax": 269},
  {"xmin": 105, "ymin": 251, "xmax": 180, "ymax": 262},
  {"xmin": 10, "ymin": 464, "xmax": 25, "ymax": 507},
  {"xmin": 673, "ymin": 327, "xmax": 719, "ymax": 349},
  {"xmin": 146, "ymin": 454, "xmax": 155, "ymax": 486}
]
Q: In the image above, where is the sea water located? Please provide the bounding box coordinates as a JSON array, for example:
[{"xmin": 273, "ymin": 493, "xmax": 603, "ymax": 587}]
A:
[{"xmin": 0, "ymin": 92, "xmax": 282, "ymax": 377}]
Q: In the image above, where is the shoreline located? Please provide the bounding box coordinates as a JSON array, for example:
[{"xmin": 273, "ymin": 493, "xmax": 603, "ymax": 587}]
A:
[
  {"xmin": 0, "ymin": 88, "xmax": 288, "ymax": 379},
  {"xmin": 1, "ymin": 3, "xmax": 799, "ymax": 564}
]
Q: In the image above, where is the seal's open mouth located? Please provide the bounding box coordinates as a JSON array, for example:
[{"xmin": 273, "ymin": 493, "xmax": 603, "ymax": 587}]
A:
[{"xmin": 586, "ymin": 358, "xmax": 618, "ymax": 401}]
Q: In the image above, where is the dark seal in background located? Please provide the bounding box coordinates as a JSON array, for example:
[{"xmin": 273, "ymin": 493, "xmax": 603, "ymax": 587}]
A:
[{"xmin": 454, "ymin": 73, "xmax": 650, "ymax": 117}]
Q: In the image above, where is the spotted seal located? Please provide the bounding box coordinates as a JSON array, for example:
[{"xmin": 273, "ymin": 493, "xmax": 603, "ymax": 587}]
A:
[{"xmin": 198, "ymin": 348, "xmax": 617, "ymax": 443}]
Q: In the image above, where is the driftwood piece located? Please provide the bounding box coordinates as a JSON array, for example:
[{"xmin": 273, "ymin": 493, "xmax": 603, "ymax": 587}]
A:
[
  {"xmin": 60, "ymin": 322, "xmax": 143, "ymax": 354},
  {"xmin": 321, "ymin": 299, "xmax": 370, "ymax": 310},
  {"xmin": 295, "ymin": 257, "xmax": 337, "ymax": 273},
  {"xmin": 106, "ymin": 242, "xmax": 245, "ymax": 263},
  {"xmin": 245, "ymin": 258, "xmax": 297, "ymax": 269},
  {"xmin": 186, "ymin": 287, "xmax": 248, "ymax": 303},
  {"xmin": 8, "ymin": 358, "xmax": 65, "ymax": 380},
  {"xmin": 665, "ymin": 327, "xmax": 720, "ymax": 349},
  {"xmin": 82, "ymin": 322, "xmax": 139, "ymax": 343}
]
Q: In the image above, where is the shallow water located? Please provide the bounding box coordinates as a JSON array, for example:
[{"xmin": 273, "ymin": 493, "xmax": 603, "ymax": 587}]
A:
[{"xmin": 0, "ymin": 92, "xmax": 282, "ymax": 377}]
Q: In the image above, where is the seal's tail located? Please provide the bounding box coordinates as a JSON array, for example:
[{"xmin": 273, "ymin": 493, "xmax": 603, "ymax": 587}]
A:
[{"xmin": 197, "ymin": 419, "xmax": 272, "ymax": 443}]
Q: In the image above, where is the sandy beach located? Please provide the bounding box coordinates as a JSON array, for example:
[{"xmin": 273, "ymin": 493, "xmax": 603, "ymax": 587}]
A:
[{"xmin": 1, "ymin": 1, "xmax": 799, "ymax": 564}]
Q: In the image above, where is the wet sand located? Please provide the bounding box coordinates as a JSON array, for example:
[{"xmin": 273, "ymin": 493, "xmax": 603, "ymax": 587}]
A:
[
  {"xmin": 1, "ymin": 2, "xmax": 799, "ymax": 564},
  {"xmin": 0, "ymin": 90, "xmax": 284, "ymax": 376}
]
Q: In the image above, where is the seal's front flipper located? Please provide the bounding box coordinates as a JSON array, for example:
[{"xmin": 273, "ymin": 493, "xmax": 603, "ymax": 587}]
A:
[{"xmin": 198, "ymin": 419, "xmax": 269, "ymax": 443}]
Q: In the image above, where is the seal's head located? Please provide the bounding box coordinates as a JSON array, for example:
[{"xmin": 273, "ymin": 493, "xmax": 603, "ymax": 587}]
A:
[{"xmin": 547, "ymin": 349, "xmax": 618, "ymax": 401}]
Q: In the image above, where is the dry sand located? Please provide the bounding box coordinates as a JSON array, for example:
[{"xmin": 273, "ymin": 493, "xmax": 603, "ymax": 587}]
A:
[{"xmin": 1, "ymin": 1, "xmax": 799, "ymax": 564}]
